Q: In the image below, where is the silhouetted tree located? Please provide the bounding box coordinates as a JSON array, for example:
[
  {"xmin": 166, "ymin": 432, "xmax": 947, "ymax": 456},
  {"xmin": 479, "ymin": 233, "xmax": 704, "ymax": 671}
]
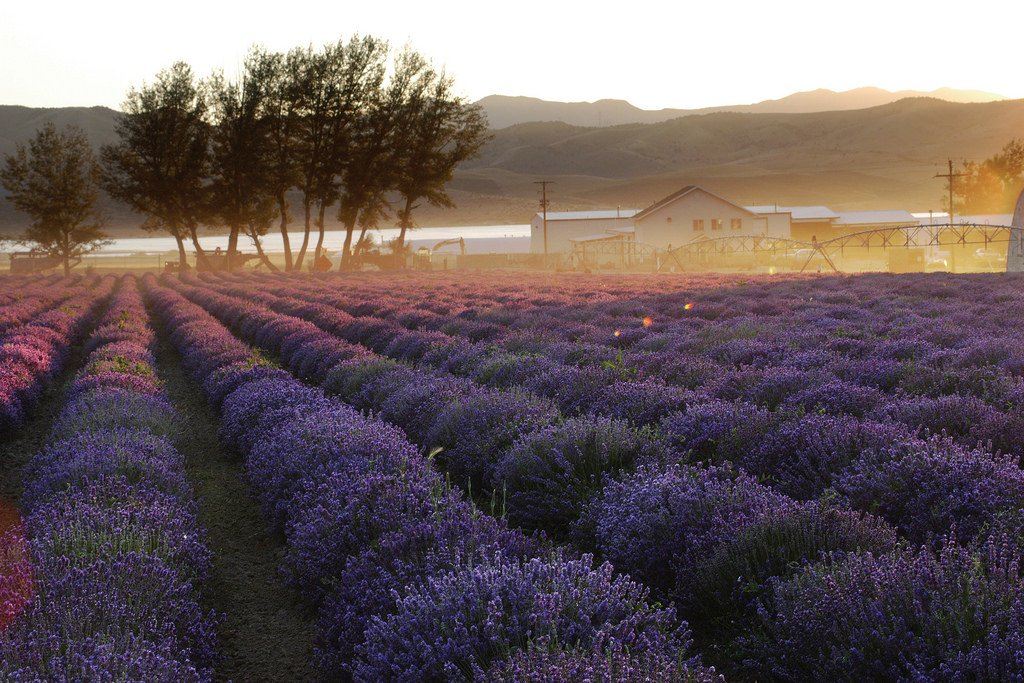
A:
[
  {"xmin": 304, "ymin": 35, "xmax": 388, "ymax": 269},
  {"xmin": 954, "ymin": 160, "xmax": 1004, "ymax": 214},
  {"xmin": 207, "ymin": 49, "xmax": 278, "ymax": 271},
  {"xmin": 335, "ymin": 42, "xmax": 416, "ymax": 269},
  {"xmin": 1, "ymin": 123, "xmax": 108, "ymax": 275},
  {"xmin": 290, "ymin": 39, "xmax": 387, "ymax": 270},
  {"xmin": 255, "ymin": 47, "xmax": 302, "ymax": 270},
  {"xmin": 950, "ymin": 140, "xmax": 1024, "ymax": 215},
  {"xmin": 391, "ymin": 60, "xmax": 489, "ymax": 254},
  {"xmin": 100, "ymin": 61, "xmax": 211, "ymax": 270}
]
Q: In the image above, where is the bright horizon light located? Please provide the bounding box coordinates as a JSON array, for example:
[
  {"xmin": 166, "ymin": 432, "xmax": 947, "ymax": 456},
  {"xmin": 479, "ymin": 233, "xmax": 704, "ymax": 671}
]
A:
[{"xmin": 2, "ymin": 0, "xmax": 1023, "ymax": 112}]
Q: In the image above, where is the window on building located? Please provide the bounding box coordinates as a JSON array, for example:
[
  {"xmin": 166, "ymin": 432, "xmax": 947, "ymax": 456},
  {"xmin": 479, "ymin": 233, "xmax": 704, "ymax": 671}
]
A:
[
  {"xmin": 711, "ymin": 218, "xmax": 723, "ymax": 231},
  {"xmin": 731, "ymin": 218, "xmax": 743, "ymax": 231},
  {"xmin": 693, "ymin": 219, "xmax": 704, "ymax": 232}
]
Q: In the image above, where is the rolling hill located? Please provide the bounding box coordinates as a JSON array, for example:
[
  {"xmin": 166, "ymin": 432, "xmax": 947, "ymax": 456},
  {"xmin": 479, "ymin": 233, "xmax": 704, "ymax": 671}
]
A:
[
  {"xmin": 1, "ymin": 93, "xmax": 1022, "ymax": 235},
  {"xmin": 476, "ymin": 87, "xmax": 1008, "ymax": 129}
]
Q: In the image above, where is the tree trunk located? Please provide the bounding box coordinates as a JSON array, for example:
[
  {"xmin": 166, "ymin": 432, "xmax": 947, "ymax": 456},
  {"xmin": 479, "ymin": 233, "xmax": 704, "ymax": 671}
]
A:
[
  {"xmin": 174, "ymin": 232, "xmax": 189, "ymax": 271},
  {"xmin": 339, "ymin": 215, "xmax": 356, "ymax": 271},
  {"xmin": 60, "ymin": 232, "xmax": 71, "ymax": 276},
  {"xmin": 248, "ymin": 229, "xmax": 279, "ymax": 271},
  {"xmin": 396, "ymin": 195, "xmax": 416, "ymax": 252},
  {"xmin": 355, "ymin": 223, "xmax": 369, "ymax": 258},
  {"xmin": 314, "ymin": 203, "xmax": 328, "ymax": 264},
  {"xmin": 226, "ymin": 222, "xmax": 240, "ymax": 272},
  {"xmin": 295, "ymin": 197, "xmax": 312, "ymax": 271},
  {"xmin": 188, "ymin": 223, "xmax": 212, "ymax": 271},
  {"xmin": 278, "ymin": 193, "xmax": 293, "ymax": 271}
]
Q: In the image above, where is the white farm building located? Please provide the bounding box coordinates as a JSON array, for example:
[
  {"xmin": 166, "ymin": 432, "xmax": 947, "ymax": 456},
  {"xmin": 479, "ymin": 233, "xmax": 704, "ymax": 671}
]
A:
[
  {"xmin": 530, "ymin": 186, "xmax": 922, "ymax": 256},
  {"xmin": 530, "ymin": 209, "xmax": 638, "ymax": 255}
]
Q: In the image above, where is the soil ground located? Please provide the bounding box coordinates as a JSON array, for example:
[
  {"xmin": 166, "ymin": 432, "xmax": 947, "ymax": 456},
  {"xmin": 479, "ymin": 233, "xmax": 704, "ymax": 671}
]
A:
[
  {"xmin": 151, "ymin": 314, "xmax": 318, "ymax": 683},
  {"xmin": 0, "ymin": 344, "xmax": 84, "ymax": 507}
]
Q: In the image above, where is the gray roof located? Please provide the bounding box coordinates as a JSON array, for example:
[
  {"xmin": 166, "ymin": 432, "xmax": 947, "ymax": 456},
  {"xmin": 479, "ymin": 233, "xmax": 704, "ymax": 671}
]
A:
[
  {"xmin": 568, "ymin": 233, "xmax": 630, "ymax": 243},
  {"xmin": 533, "ymin": 209, "xmax": 639, "ymax": 222},
  {"xmin": 835, "ymin": 210, "xmax": 919, "ymax": 226},
  {"xmin": 746, "ymin": 205, "xmax": 840, "ymax": 221},
  {"xmin": 635, "ymin": 186, "xmax": 758, "ymax": 221}
]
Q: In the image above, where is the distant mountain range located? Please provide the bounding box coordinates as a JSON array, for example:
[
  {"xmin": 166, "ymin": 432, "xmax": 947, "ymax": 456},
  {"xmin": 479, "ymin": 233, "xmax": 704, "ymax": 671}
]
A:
[
  {"xmin": 0, "ymin": 88, "xmax": 1020, "ymax": 234},
  {"xmin": 476, "ymin": 87, "xmax": 1008, "ymax": 129}
]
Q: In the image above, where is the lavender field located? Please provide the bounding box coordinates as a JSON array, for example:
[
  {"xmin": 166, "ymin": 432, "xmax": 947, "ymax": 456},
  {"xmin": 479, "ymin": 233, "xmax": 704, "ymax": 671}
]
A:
[{"xmin": 4, "ymin": 269, "xmax": 1024, "ymax": 681}]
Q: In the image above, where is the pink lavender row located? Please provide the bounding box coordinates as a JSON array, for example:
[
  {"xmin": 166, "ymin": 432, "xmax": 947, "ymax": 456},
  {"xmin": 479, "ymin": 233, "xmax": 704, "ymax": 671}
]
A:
[
  {"xmin": 0, "ymin": 274, "xmax": 73, "ymax": 335},
  {"xmin": 185, "ymin": 272, "xmax": 1024, "ymax": 679},
  {"xmin": 0, "ymin": 275, "xmax": 217, "ymax": 680},
  {"xmin": 0, "ymin": 274, "xmax": 60, "ymax": 306},
  {"xmin": 144, "ymin": 274, "xmax": 715, "ymax": 681},
  {"xmin": 0, "ymin": 275, "xmax": 116, "ymax": 436}
]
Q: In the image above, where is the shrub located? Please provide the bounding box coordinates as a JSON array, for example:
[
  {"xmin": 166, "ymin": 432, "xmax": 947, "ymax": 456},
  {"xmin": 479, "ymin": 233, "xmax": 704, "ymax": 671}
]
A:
[
  {"xmin": 483, "ymin": 634, "xmax": 724, "ymax": 682},
  {"xmin": 741, "ymin": 415, "xmax": 913, "ymax": 500},
  {"xmin": 740, "ymin": 540, "xmax": 1024, "ymax": 681},
  {"xmin": 688, "ymin": 503, "xmax": 898, "ymax": 656},
  {"xmin": 575, "ymin": 463, "xmax": 794, "ymax": 604},
  {"xmin": 494, "ymin": 416, "xmax": 671, "ymax": 539},
  {"xmin": 353, "ymin": 551, "xmax": 686, "ymax": 682},
  {"xmin": 837, "ymin": 435, "xmax": 1024, "ymax": 548},
  {"xmin": 659, "ymin": 400, "xmax": 777, "ymax": 465},
  {"xmin": 426, "ymin": 387, "xmax": 559, "ymax": 493}
]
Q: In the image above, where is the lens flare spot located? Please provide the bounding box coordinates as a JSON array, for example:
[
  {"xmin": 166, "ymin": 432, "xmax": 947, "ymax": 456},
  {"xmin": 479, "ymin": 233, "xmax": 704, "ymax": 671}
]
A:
[
  {"xmin": 642, "ymin": 317, "xmax": 652, "ymax": 327},
  {"xmin": 684, "ymin": 303, "xmax": 694, "ymax": 310},
  {"xmin": 0, "ymin": 498, "xmax": 33, "ymax": 633},
  {"xmin": 613, "ymin": 330, "xmax": 621, "ymax": 337}
]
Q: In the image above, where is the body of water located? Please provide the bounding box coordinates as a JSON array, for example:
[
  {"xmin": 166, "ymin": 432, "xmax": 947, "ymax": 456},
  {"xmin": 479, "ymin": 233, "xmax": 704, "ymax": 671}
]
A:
[{"xmin": 71, "ymin": 225, "xmax": 532, "ymax": 256}]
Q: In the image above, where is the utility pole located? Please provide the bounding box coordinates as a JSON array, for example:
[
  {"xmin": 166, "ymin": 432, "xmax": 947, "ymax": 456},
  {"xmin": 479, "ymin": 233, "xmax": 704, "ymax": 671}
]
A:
[
  {"xmin": 935, "ymin": 159, "xmax": 965, "ymax": 223},
  {"xmin": 534, "ymin": 180, "xmax": 554, "ymax": 267}
]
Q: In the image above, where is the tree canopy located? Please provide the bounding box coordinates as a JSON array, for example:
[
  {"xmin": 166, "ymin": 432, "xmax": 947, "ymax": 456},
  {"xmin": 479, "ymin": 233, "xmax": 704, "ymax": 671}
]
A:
[
  {"xmin": 950, "ymin": 139, "xmax": 1024, "ymax": 215},
  {"xmin": 1, "ymin": 122, "xmax": 108, "ymax": 275},
  {"xmin": 95, "ymin": 38, "xmax": 488, "ymax": 271},
  {"xmin": 100, "ymin": 61, "xmax": 211, "ymax": 270}
]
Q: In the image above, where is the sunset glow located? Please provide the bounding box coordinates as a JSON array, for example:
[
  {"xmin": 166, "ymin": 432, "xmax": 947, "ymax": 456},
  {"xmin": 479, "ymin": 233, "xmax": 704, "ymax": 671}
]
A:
[{"xmin": 1, "ymin": 0, "xmax": 1020, "ymax": 111}]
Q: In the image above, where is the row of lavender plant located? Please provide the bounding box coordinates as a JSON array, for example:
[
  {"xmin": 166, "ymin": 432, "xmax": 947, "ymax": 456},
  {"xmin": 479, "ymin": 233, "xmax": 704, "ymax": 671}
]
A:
[
  {"xmin": 212, "ymin": 272, "xmax": 1024, "ymax": 536},
  {"xmin": 170, "ymin": 275, "xmax": 1005, "ymax": 550},
  {"xmin": 193, "ymin": 271, "xmax": 701, "ymax": 430},
  {"xmin": 163, "ymin": 274, "xmax": 951, "ymax": 678},
  {"xmin": 187, "ymin": 271, "xmax": 1024, "ymax": 555},
  {"xmin": 203, "ymin": 270, "xmax": 1020, "ymax": 465},
  {"xmin": 249, "ymin": 271, "xmax": 1024, "ymax": 417},
  {"xmin": 1, "ymin": 274, "xmax": 114, "ymax": 436},
  {"xmin": 257, "ymin": 270, "xmax": 1021, "ymax": 382},
  {"xmin": 186, "ymin": 270, "xmax": 1024, "ymax": 679},
  {"xmin": 0, "ymin": 274, "xmax": 76, "ymax": 336},
  {"xmin": 170, "ymin": 273, "xmax": 703, "ymax": 563},
  {"xmin": 144, "ymin": 274, "xmax": 715, "ymax": 681},
  {"xmin": 0, "ymin": 275, "xmax": 217, "ymax": 680}
]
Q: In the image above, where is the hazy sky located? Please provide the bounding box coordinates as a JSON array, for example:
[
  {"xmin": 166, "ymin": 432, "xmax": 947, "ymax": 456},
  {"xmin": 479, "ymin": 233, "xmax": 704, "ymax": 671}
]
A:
[{"xmin": 3, "ymin": 0, "xmax": 1022, "ymax": 111}]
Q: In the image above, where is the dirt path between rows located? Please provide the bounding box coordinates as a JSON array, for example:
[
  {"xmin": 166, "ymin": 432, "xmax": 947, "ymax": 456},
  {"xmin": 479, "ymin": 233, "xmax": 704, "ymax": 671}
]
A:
[
  {"xmin": 151, "ymin": 314, "xmax": 318, "ymax": 683},
  {"xmin": 0, "ymin": 345, "xmax": 84, "ymax": 506}
]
